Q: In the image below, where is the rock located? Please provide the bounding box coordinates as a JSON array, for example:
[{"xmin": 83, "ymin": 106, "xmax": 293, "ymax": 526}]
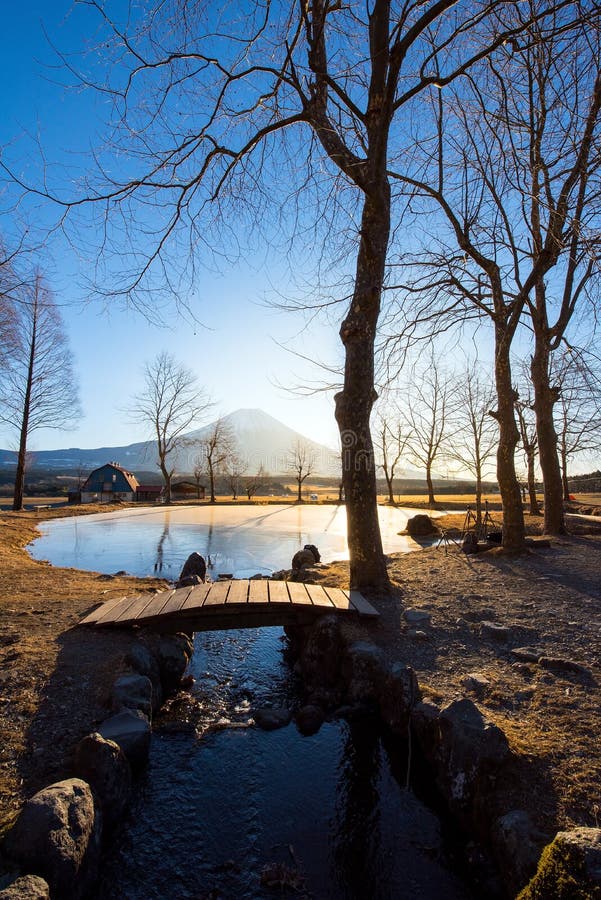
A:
[
  {"xmin": 2, "ymin": 779, "xmax": 101, "ymax": 900},
  {"xmin": 518, "ymin": 827, "xmax": 601, "ymax": 898},
  {"xmin": 342, "ymin": 641, "xmax": 386, "ymax": 703},
  {"xmin": 411, "ymin": 700, "xmax": 441, "ymax": 765},
  {"xmin": 295, "ymin": 704, "xmax": 325, "ymax": 736},
  {"xmin": 291, "ymin": 549, "xmax": 317, "ymax": 572},
  {"xmin": 97, "ymin": 709, "xmax": 151, "ymax": 769},
  {"xmin": 177, "ymin": 552, "xmax": 206, "ymax": 584},
  {"xmin": 512, "ymin": 647, "xmax": 542, "ymax": 663},
  {"xmin": 429, "ymin": 699, "xmax": 510, "ymax": 824},
  {"xmin": 156, "ymin": 633, "xmax": 194, "ymax": 689},
  {"xmin": 112, "ymin": 674, "xmax": 154, "ymax": 717},
  {"xmin": 481, "ymin": 621, "xmax": 511, "ymax": 641},
  {"xmin": 378, "ymin": 664, "xmax": 421, "ymax": 734},
  {"xmin": 73, "ymin": 733, "xmax": 132, "ymax": 830},
  {"xmin": 175, "ymin": 573, "xmax": 204, "ymax": 589},
  {"xmin": 298, "ymin": 615, "xmax": 343, "ymax": 689},
  {"xmin": 492, "ymin": 810, "xmax": 548, "ymax": 895},
  {"xmin": 126, "ymin": 642, "xmax": 163, "ymax": 711},
  {"xmin": 403, "ymin": 607, "xmax": 431, "ymax": 626},
  {"xmin": 461, "ymin": 673, "xmax": 490, "ymax": 697},
  {"xmin": 462, "ymin": 532, "xmax": 480, "ymax": 554},
  {"xmin": 406, "ymin": 515, "xmax": 439, "ymax": 537},
  {"xmin": 0, "ymin": 875, "xmax": 50, "ymax": 899},
  {"xmin": 538, "ymin": 656, "xmax": 593, "ymax": 679},
  {"xmin": 408, "ymin": 629, "xmax": 429, "ymax": 641},
  {"xmin": 254, "ymin": 707, "xmax": 292, "ymax": 731},
  {"xmin": 303, "ymin": 544, "xmax": 321, "ymax": 562}
]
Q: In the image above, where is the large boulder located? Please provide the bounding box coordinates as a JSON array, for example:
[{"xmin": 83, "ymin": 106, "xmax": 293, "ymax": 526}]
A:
[
  {"xmin": 154, "ymin": 633, "xmax": 194, "ymax": 690},
  {"xmin": 436, "ymin": 698, "xmax": 510, "ymax": 821},
  {"xmin": 73, "ymin": 733, "xmax": 132, "ymax": 830},
  {"xmin": 2, "ymin": 779, "xmax": 101, "ymax": 900},
  {"xmin": 518, "ymin": 827, "xmax": 601, "ymax": 899},
  {"xmin": 492, "ymin": 810, "xmax": 548, "ymax": 896},
  {"xmin": 0, "ymin": 875, "xmax": 50, "ymax": 899},
  {"xmin": 177, "ymin": 552, "xmax": 206, "ymax": 585},
  {"xmin": 291, "ymin": 549, "xmax": 317, "ymax": 573},
  {"xmin": 112, "ymin": 673, "xmax": 154, "ymax": 718},
  {"xmin": 126, "ymin": 641, "xmax": 163, "ymax": 711},
  {"xmin": 341, "ymin": 641, "xmax": 386, "ymax": 703},
  {"xmin": 378, "ymin": 664, "xmax": 421, "ymax": 734},
  {"xmin": 298, "ymin": 615, "xmax": 343, "ymax": 691},
  {"xmin": 406, "ymin": 515, "xmax": 439, "ymax": 537},
  {"xmin": 97, "ymin": 709, "xmax": 151, "ymax": 769}
]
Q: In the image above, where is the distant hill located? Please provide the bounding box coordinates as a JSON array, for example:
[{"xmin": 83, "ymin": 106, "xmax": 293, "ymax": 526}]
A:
[{"xmin": 0, "ymin": 408, "xmax": 340, "ymax": 477}]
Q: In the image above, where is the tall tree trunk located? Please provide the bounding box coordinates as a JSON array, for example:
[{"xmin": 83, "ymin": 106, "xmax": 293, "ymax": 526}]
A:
[
  {"xmin": 209, "ymin": 460, "xmax": 216, "ymax": 503},
  {"xmin": 526, "ymin": 447, "xmax": 541, "ymax": 515},
  {"xmin": 494, "ymin": 323, "xmax": 525, "ymax": 550},
  {"xmin": 12, "ymin": 306, "xmax": 37, "ymax": 512},
  {"xmin": 475, "ymin": 466, "xmax": 483, "ymax": 527},
  {"xmin": 560, "ymin": 445, "xmax": 570, "ymax": 501},
  {"xmin": 531, "ymin": 336, "xmax": 566, "ymax": 533},
  {"xmin": 335, "ymin": 188, "xmax": 389, "ymax": 593},
  {"xmin": 297, "ymin": 479, "xmax": 302, "ymax": 503},
  {"xmin": 385, "ymin": 473, "xmax": 395, "ymax": 505},
  {"xmin": 159, "ymin": 461, "xmax": 172, "ymax": 504},
  {"xmin": 426, "ymin": 465, "xmax": 436, "ymax": 507}
]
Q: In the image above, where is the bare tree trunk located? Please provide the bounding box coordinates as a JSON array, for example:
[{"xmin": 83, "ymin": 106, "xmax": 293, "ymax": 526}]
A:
[
  {"xmin": 494, "ymin": 324, "xmax": 525, "ymax": 551},
  {"xmin": 560, "ymin": 445, "xmax": 570, "ymax": 501},
  {"xmin": 208, "ymin": 460, "xmax": 216, "ymax": 503},
  {"xmin": 335, "ymin": 189, "xmax": 389, "ymax": 593},
  {"xmin": 525, "ymin": 447, "xmax": 540, "ymax": 516},
  {"xmin": 531, "ymin": 336, "xmax": 566, "ymax": 533},
  {"xmin": 426, "ymin": 464, "xmax": 436, "ymax": 507},
  {"xmin": 296, "ymin": 479, "xmax": 302, "ymax": 503},
  {"xmin": 385, "ymin": 474, "xmax": 395, "ymax": 505},
  {"xmin": 159, "ymin": 461, "xmax": 172, "ymax": 504},
  {"xmin": 12, "ymin": 308, "xmax": 36, "ymax": 512}
]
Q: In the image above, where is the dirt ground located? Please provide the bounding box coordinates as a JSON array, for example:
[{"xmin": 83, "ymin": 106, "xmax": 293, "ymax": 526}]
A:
[{"xmin": 0, "ymin": 499, "xmax": 599, "ymax": 855}]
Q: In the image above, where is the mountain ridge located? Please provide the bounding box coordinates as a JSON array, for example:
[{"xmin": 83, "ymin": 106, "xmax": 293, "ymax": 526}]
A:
[{"xmin": 0, "ymin": 408, "xmax": 340, "ymax": 477}]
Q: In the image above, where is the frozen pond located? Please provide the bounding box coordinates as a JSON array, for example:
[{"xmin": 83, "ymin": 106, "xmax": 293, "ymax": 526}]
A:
[{"xmin": 28, "ymin": 504, "xmax": 424, "ymax": 579}]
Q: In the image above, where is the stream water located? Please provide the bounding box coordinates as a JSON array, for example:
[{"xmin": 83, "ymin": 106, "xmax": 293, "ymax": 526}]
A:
[{"xmin": 30, "ymin": 506, "xmax": 472, "ymax": 899}]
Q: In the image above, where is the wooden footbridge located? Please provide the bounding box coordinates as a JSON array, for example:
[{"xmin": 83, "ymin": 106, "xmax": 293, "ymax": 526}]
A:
[{"xmin": 80, "ymin": 579, "xmax": 379, "ymax": 633}]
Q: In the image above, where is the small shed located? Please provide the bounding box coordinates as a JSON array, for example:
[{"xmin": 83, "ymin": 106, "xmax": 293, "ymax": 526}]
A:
[
  {"xmin": 172, "ymin": 480, "xmax": 205, "ymax": 500},
  {"xmin": 81, "ymin": 462, "xmax": 139, "ymax": 503},
  {"xmin": 136, "ymin": 484, "xmax": 163, "ymax": 503}
]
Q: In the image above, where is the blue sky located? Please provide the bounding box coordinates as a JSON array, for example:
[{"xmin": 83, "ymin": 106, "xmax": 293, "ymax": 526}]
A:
[{"xmin": 0, "ymin": 1, "xmax": 343, "ymax": 453}]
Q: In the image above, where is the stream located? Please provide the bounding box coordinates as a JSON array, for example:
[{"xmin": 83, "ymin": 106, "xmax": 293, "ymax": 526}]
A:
[{"xmin": 30, "ymin": 506, "xmax": 473, "ymax": 899}]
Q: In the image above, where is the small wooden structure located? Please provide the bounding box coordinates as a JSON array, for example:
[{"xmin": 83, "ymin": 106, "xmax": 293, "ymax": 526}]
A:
[{"xmin": 80, "ymin": 579, "xmax": 379, "ymax": 633}]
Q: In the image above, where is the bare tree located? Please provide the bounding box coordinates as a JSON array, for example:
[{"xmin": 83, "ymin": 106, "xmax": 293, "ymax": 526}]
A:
[
  {"xmin": 400, "ymin": 358, "xmax": 452, "ymax": 507},
  {"xmin": 373, "ymin": 408, "xmax": 407, "ymax": 505},
  {"xmin": 133, "ymin": 352, "xmax": 211, "ymax": 503},
  {"xmin": 192, "ymin": 453, "xmax": 206, "ymax": 500},
  {"xmin": 515, "ymin": 397, "xmax": 541, "ymax": 517},
  {"xmin": 554, "ymin": 348, "xmax": 601, "ymax": 500},
  {"xmin": 245, "ymin": 464, "xmax": 267, "ymax": 501},
  {"xmin": 225, "ymin": 453, "xmax": 247, "ymax": 501},
  {"xmin": 0, "ymin": 272, "xmax": 80, "ymax": 510},
  {"xmin": 386, "ymin": 5, "xmax": 601, "ymax": 549},
  {"xmin": 19, "ymin": 2, "xmax": 553, "ymax": 589},
  {"xmin": 197, "ymin": 418, "xmax": 236, "ymax": 504},
  {"xmin": 447, "ymin": 362, "xmax": 498, "ymax": 524},
  {"xmin": 289, "ymin": 440, "xmax": 316, "ymax": 503}
]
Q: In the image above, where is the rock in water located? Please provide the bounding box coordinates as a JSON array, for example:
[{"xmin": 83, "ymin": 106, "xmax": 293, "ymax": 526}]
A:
[
  {"xmin": 406, "ymin": 515, "xmax": 439, "ymax": 537},
  {"xmin": 73, "ymin": 733, "xmax": 132, "ymax": 830}
]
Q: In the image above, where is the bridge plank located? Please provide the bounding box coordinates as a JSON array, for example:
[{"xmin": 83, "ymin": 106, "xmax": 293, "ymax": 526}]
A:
[
  {"xmin": 286, "ymin": 582, "xmax": 313, "ymax": 605},
  {"xmin": 304, "ymin": 583, "xmax": 335, "ymax": 608},
  {"xmin": 80, "ymin": 594, "xmax": 130, "ymax": 625},
  {"xmin": 268, "ymin": 580, "xmax": 291, "ymax": 604},
  {"xmin": 96, "ymin": 594, "xmax": 145, "ymax": 624},
  {"xmin": 135, "ymin": 589, "xmax": 176, "ymax": 621},
  {"xmin": 114, "ymin": 593, "xmax": 160, "ymax": 622},
  {"xmin": 248, "ymin": 580, "xmax": 269, "ymax": 604},
  {"xmin": 159, "ymin": 585, "xmax": 194, "ymax": 617},
  {"xmin": 181, "ymin": 583, "xmax": 211, "ymax": 611},
  {"xmin": 204, "ymin": 580, "xmax": 231, "ymax": 606},
  {"xmin": 348, "ymin": 590, "xmax": 380, "ymax": 618},
  {"xmin": 226, "ymin": 579, "xmax": 249, "ymax": 605},
  {"xmin": 322, "ymin": 586, "xmax": 353, "ymax": 611}
]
